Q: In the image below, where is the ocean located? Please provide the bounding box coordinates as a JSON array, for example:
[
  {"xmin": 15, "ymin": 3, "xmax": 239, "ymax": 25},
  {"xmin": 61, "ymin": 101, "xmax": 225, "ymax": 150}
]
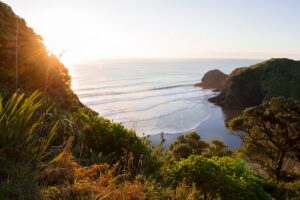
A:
[{"xmin": 70, "ymin": 59, "xmax": 261, "ymax": 149}]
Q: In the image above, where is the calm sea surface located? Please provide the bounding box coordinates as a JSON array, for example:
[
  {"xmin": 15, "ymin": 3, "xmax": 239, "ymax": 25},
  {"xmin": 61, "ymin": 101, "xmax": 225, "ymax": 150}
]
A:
[{"xmin": 70, "ymin": 59, "xmax": 260, "ymax": 149}]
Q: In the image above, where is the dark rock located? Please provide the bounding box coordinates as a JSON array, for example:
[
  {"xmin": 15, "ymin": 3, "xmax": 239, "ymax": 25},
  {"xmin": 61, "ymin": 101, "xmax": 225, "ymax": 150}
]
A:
[{"xmin": 195, "ymin": 69, "xmax": 228, "ymax": 90}]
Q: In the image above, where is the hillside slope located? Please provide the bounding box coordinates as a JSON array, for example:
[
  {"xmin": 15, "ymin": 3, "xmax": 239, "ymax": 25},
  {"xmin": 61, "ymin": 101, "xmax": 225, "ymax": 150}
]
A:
[
  {"xmin": 210, "ymin": 58, "xmax": 300, "ymax": 109},
  {"xmin": 0, "ymin": 2, "xmax": 79, "ymax": 108},
  {"xmin": 0, "ymin": 1, "xmax": 152, "ymax": 170}
]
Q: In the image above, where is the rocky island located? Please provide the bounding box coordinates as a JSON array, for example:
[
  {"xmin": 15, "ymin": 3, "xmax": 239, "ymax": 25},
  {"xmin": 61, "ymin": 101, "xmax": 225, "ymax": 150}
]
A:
[{"xmin": 195, "ymin": 69, "xmax": 228, "ymax": 91}]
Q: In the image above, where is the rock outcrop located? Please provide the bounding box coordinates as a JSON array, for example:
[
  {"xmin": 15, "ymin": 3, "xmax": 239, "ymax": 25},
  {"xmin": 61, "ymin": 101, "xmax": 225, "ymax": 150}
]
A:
[
  {"xmin": 209, "ymin": 58, "xmax": 300, "ymax": 109},
  {"xmin": 195, "ymin": 69, "xmax": 228, "ymax": 91}
]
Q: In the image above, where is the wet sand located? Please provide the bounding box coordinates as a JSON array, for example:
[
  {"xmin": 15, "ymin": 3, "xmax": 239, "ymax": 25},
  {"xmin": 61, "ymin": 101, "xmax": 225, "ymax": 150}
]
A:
[{"xmin": 149, "ymin": 100, "xmax": 242, "ymax": 150}]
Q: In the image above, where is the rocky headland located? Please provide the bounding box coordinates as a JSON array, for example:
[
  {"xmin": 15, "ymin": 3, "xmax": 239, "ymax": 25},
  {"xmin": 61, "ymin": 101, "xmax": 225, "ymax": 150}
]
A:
[{"xmin": 208, "ymin": 58, "xmax": 300, "ymax": 109}]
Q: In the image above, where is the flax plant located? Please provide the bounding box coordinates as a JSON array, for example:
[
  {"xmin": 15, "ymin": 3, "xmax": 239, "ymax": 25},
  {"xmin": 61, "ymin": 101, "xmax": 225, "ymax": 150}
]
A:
[{"xmin": 0, "ymin": 91, "xmax": 58, "ymax": 164}]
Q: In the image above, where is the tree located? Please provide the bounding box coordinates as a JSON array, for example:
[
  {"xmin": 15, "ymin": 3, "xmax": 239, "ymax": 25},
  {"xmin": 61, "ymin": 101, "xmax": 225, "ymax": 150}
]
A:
[
  {"xmin": 167, "ymin": 155, "xmax": 270, "ymax": 200},
  {"xmin": 226, "ymin": 97, "xmax": 300, "ymax": 181},
  {"xmin": 208, "ymin": 139, "xmax": 231, "ymax": 157},
  {"xmin": 169, "ymin": 132, "xmax": 209, "ymax": 160}
]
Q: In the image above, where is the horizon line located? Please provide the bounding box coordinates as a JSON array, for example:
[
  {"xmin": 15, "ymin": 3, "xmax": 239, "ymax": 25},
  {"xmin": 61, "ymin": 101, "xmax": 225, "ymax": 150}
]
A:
[{"xmin": 71, "ymin": 57, "xmax": 269, "ymax": 66}]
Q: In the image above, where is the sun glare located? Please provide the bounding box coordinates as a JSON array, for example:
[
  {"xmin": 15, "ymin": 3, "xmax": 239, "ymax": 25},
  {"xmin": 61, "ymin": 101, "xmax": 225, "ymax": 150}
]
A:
[{"xmin": 5, "ymin": 0, "xmax": 300, "ymax": 68}]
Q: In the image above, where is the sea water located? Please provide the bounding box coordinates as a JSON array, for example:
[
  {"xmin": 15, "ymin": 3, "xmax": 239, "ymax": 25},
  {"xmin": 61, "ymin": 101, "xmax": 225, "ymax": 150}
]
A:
[{"xmin": 71, "ymin": 59, "xmax": 260, "ymax": 149}]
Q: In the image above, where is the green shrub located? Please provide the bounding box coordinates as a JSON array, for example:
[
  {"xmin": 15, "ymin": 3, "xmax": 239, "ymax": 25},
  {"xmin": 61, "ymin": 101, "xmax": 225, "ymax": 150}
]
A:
[
  {"xmin": 0, "ymin": 91, "xmax": 57, "ymax": 163},
  {"xmin": 0, "ymin": 92, "xmax": 58, "ymax": 199},
  {"xmin": 67, "ymin": 108, "xmax": 156, "ymax": 175},
  {"xmin": 167, "ymin": 155, "xmax": 271, "ymax": 200},
  {"xmin": 169, "ymin": 132, "xmax": 231, "ymax": 160}
]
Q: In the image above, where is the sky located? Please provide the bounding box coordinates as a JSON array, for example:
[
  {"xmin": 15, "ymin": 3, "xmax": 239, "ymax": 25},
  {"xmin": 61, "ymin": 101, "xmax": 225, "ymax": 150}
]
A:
[{"xmin": 3, "ymin": 0, "xmax": 300, "ymax": 65}]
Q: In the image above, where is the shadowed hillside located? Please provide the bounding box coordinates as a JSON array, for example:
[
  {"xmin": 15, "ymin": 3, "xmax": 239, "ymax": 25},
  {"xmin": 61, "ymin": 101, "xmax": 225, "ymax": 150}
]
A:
[
  {"xmin": 210, "ymin": 58, "xmax": 300, "ymax": 109},
  {"xmin": 0, "ymin": 0, "xmax": 152, "ymax": 181}
]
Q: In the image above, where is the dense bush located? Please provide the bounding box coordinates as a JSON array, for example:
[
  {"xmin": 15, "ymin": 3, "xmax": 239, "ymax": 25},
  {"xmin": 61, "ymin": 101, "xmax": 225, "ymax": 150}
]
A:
[
  {"xmin": 68, "ymin": 108, "xmax": 158, "ymax": 175},
  {"xmin": 169, "ymin": 132, "xmax": 231, "ymax": 160},
  {"xmin": 167, "ymin": 155, "xmax": 271, "ymax": 200}
]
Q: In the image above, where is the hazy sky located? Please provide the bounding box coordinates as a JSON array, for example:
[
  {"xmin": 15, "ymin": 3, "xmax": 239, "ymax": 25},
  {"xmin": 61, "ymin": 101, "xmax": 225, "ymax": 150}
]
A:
[{"xmin": 3, "ymin": 0, "xmax": 300, "ymax": 65}]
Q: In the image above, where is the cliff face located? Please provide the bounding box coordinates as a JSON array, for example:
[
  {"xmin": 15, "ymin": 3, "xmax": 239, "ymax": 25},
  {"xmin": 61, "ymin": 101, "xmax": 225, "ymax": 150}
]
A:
[
  {"xmin": 195, "ymin": 69, "xmax": 228, "ymax": 91},
  {"xmin": 0, "ymin": 2, "xmax": 79, "ymax": 107},
  {"xmin": 209, "ymin": 58, "xmax": 300, "ymax": 109}
]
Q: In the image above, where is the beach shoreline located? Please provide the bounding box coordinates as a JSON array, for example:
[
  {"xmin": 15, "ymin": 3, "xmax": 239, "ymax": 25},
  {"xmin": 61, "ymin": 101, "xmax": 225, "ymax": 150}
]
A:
[{"xmin": 148, "ymin": 95, "xmax": 242, "ymax": 150}]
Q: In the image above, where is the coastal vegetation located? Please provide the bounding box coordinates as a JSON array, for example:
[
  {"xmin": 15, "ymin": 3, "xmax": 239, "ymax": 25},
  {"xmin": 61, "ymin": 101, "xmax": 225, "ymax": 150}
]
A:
[
  {"xmin": 169, "ymin": 132, "xmax": 231, "ymax": 160},
  {"xmin": 0, "ymin": 1, "xmax": 299, "ymax": 199},
  {"xmin": 226, "ymin": 97, "xmax": 300, "ymax": 182}
]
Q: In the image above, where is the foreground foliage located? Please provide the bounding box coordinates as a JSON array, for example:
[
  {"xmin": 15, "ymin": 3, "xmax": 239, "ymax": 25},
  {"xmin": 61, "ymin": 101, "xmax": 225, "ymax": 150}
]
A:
[
  {"xmin": 0, "ymin": 92, "xmax": 57, "ymax": 199},
  {"xmin": 0, "ymin": 91, "xmax": 57, "ymax": 163},
  {"xmin": 167, "ymin": 155, "xmax": 271, "ymax": 200},
  {"xmin": 40, "ymin": 137, "xmax": 148, "ymax": 200},
  {"xmin": 1, "ymin": 92, "xmax": 300, "ymax": 199}
]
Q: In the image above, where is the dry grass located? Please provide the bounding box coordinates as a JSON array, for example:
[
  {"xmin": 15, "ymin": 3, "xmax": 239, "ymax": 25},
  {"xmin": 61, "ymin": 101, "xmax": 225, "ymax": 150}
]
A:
[
  {"xmin": 173, "ymin": 181, "xmax": 199, "ymax": 200},
  {"xmin": 40, "ymin": 137, "xmax": 147, "ymax": 200}
]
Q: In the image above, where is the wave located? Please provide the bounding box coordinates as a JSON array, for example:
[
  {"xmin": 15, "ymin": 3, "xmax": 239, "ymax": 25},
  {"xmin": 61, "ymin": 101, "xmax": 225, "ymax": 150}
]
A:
[
  {"xmin": 121, "ymin": 106, "xmax": 195, "ymax": 124},
  {"xmin": 73, "ymin": 76, "xmax": 151, "ymax": 85},
  {"xmin": 78, "ymin": 83, "xmax": 194, "ymax": 98},
  {"xmin": 144, "ymin": 114, "xmax": 211, "ymax": 136},
  {"xmin": 103, "ymin": 96, "xmax": 206, "ymax": 117},
  {"xmin": 118, "ymin": 100, "xmax": 209, "ymax": 124},
  {"xmin": 151, "ymin": 84, "xmax": 193, "ymax": 90},
  {"xmin": 74, "ymin": 80, "xmax": 157, "ymax": 92},
  {"xmin": 85, "ymin": 89, "xmax": 212, "ymax": 106},
  {"xmin": 74, "ymin": 77, "xmax": 202, "ymax": 89}
]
